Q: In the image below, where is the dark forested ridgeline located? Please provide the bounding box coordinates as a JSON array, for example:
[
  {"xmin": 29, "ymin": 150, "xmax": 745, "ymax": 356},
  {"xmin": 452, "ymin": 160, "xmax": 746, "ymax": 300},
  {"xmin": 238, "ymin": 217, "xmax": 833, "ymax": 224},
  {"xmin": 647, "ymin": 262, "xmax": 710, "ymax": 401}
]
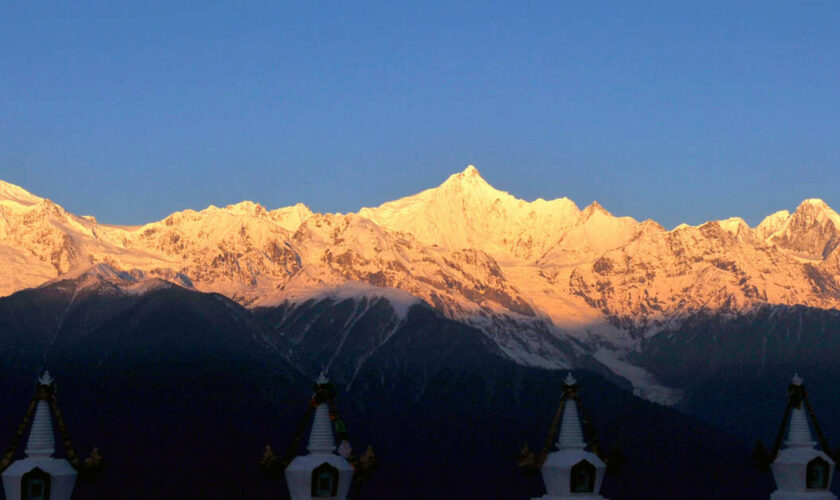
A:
[{"xmin": 1, "ymin": 278, "xmax": 834, "ymax": 498}]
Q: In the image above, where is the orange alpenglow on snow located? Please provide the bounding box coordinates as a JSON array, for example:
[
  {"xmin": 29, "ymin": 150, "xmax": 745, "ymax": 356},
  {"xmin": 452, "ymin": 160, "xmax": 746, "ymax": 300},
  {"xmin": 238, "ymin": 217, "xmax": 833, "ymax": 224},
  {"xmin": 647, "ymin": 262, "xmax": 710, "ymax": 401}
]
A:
[{"xmin": 1, "ymin": 168, "xmax": 839, "ymax": 406}]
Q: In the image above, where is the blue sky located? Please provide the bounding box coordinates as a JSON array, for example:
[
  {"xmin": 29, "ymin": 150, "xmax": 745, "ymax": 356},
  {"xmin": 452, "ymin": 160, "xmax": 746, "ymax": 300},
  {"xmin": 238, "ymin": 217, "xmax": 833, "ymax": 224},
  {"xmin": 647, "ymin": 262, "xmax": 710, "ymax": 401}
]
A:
[{"xmin": 1, "ymin": 1, "xmax": 838, "ymax": 228}]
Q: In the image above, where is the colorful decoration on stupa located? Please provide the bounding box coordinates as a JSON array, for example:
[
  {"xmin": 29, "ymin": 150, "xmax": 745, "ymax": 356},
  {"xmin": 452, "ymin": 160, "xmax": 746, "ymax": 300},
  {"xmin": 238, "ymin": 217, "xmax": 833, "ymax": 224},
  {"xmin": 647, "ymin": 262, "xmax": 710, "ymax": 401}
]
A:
[
  {"xmin": 521, "ymin": 373, "xmax": 618, "ymax": 500},
  {"xmin": 261, "ymin": 372, "xmax": 377, "ymax": 499}
]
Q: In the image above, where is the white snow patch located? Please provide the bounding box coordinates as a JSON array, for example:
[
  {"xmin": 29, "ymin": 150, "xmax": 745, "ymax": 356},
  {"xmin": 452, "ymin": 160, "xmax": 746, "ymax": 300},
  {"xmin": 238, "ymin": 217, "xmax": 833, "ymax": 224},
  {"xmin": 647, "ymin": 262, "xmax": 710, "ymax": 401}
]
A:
[
  {"xmin": 670, "ymin": 223, "xmax": 693, "ymax": 232},
  {"xmin": 280, "ymin": 281, "xmax": 422, "ymax": 320},
  {"xmin": 0, "ymin": 180, "xmax": 44, "ymax": 206},
  {"xmin": 593, "ymin": 348, "xmax": 683, "ymax": 406},
  {"xmin": 121, "ymin": 278, "xmax": 172, "ymax": 295},
  {"xmin": 717, "ymin": 217, "xmax": 750, "ymax": 237}
]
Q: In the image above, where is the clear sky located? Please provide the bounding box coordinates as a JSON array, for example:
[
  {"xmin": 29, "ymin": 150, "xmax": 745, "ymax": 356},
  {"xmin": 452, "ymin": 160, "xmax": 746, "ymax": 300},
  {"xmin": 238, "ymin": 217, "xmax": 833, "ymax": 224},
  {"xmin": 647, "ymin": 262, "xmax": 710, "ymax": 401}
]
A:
[{"xmin": 1, "ymin": 1, "xmax": 838, "ymax": 229}]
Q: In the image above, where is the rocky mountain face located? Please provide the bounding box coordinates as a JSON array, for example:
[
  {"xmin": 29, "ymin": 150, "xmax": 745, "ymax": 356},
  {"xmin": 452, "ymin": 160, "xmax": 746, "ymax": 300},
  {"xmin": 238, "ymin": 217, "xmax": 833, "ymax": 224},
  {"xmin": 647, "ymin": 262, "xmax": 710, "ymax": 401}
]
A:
[
  {"xmin": 764, "ymin": 199, "xmax": 840, "ymax": 259},
  {"xmin": 1, "ymin": 170, "xmax": 839, "ymax": 403}
]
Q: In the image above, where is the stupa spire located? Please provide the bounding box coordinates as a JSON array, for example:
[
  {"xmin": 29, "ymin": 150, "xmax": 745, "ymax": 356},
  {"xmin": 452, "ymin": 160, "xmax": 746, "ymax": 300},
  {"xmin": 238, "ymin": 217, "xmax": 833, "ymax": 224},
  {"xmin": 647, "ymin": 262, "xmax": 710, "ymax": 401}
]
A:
[
  {"xmin": 557, "ymin": 382, "xmax": 586, "ymax": 450},
  {"xmin": 23, "ymin": 371, "xmax": 56, "ymax": 459},
  {"xmin": 24, "ymin": 400, "xmax": 56, "ymax": 458},
  {"xmin": 306, "ymin": 373, "xmax": 336, "ymax": 454},
  {"xmin": 785, "ymin": 407, "xmax": 816, "ymax": 448}
]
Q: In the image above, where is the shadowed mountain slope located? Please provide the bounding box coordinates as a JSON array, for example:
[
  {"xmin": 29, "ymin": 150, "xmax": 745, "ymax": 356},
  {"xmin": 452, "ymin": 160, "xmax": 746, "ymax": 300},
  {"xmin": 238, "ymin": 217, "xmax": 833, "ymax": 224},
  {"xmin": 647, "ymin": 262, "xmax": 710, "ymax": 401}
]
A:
[{"xmin": 0, "ymin": 280, "xmax": 785, "ymax": 499}]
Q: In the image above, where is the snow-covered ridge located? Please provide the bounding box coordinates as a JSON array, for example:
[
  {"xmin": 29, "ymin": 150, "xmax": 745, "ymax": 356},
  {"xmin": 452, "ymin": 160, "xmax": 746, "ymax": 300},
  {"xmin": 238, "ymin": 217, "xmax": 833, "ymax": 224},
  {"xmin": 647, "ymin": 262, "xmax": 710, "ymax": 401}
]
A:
[
  {"xmin": 0, "ymin": 179, "xmax": 44, "ymax": 206},
  {"xmin": 262, "ymin": 281, "xmax": 422, "ymax": 320},
  {"xmin": 358, "ymin": 165, "xmax": 582, "ymax": 260},
  {"xmin": 1, "ymin": 167, "xmax": 839, "ymax": 404}
]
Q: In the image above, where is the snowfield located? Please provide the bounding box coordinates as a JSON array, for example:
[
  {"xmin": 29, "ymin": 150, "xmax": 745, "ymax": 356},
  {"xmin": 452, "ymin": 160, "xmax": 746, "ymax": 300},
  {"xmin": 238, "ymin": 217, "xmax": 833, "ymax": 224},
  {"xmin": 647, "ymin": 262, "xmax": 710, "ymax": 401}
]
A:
[{"xmin": 1, "ymin": 167, "xmax": 838, "ymax": 404}]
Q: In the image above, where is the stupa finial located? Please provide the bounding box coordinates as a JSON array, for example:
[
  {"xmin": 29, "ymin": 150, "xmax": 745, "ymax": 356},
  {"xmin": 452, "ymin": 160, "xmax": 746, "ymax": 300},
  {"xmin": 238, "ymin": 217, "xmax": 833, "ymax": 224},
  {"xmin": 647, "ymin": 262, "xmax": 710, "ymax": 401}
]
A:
[
  {"xmin": 316, "ymin": 371, "xmax": 329, "ymax": 385},
  {"xmin": 38, "ymin": 370, "xmax": 54, "ymax": 386},
  {"xmin": 791, "ymin": 373, "xmax": 803, "ymax": 386},
  {"xmin": 563, "ymin": 372, "xmax": 577, "ymax": 387}
]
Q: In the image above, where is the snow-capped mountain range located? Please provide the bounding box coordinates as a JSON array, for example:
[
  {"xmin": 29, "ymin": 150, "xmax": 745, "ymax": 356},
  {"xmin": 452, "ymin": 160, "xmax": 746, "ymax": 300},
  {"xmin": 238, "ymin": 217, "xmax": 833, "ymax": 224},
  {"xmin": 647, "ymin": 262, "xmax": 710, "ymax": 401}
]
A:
[{"xmin": 2, "ymin": 166, "xmax": 838, "ymax": 403}]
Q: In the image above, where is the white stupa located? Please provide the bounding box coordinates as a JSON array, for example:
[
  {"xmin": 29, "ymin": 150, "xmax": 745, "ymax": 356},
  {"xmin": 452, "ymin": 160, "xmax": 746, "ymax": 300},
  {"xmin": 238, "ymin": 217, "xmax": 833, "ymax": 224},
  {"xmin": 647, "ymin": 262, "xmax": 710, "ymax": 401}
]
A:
[
  {"xmin": 1, "ymin": 372, "xmax": 78, "ymax": 500},
  {"xmin": 770, "ymin": 374, "xmax": 836, "ymax": 500},
  {"xmin": 534, "ymin": 373, "xmax": 608, "ymax": 500},
  {"xmin": 285, "ymin": 373, "xmax": 354, "ymax": 500}
]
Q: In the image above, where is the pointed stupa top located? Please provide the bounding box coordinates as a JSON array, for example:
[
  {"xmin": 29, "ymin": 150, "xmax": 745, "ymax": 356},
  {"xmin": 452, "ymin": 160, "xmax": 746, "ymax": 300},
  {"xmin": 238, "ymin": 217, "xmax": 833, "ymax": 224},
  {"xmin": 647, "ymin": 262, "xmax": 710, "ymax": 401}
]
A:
[
  {"xmin": 785, "ymin": 373, "xmax": 817, "ymax": 448},
  {"xmin": 307, "ymin": 404, "xmax": 336, "ymax": 454},
  {"xmin": 24, "ymin": 371, "xmax": 56, "ymax": 458},
  {"xmin": 785, "ymin": 407, "xmax": 816, "ymax": 448},
  {"xmin": 306, "ymin": 371, "xmax": 335, "ymax": 455},
  {"xmin": 557, "ymin": 373, "xmax": 586, "ymax": 450},
  {"xmin": 24, "ymin": 401, "xmax": 55, "ymax": 458},
  {"xmin": 557, "ymin": 399, "xmax": 586, "ymax": 450}
]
